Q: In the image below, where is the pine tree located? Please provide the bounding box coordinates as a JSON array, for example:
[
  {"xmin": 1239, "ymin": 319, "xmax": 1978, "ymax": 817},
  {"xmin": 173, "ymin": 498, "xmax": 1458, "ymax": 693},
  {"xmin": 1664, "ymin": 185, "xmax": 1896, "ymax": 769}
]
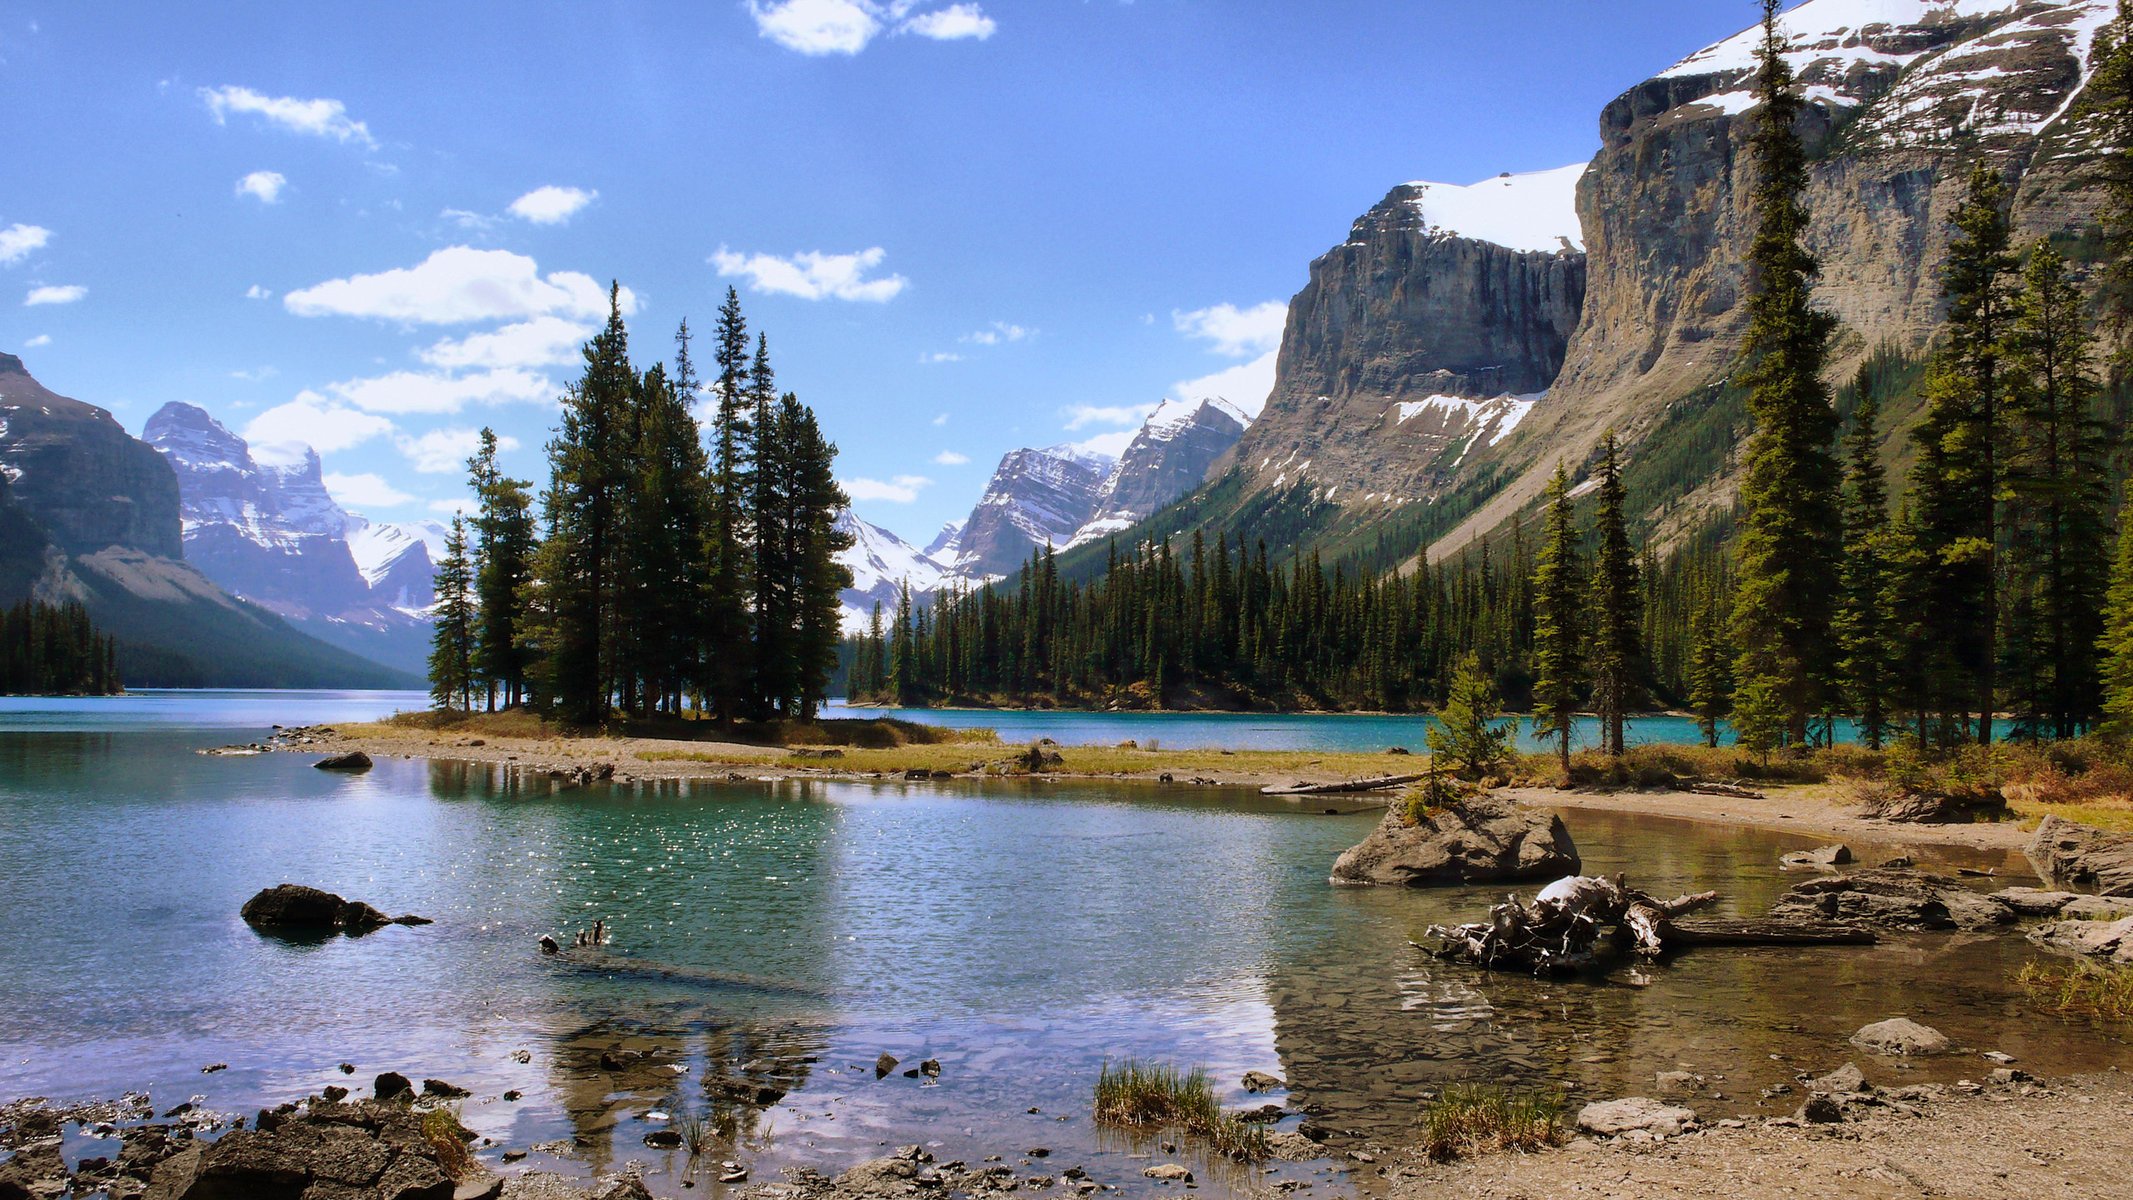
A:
[
  {"xmin": 1529, "ymin": 463, "xmax": 1585, "ymax": 774},
  {"xmin": 2003, "ymin": 241, "xmax": 2110, "ymax": 738},
  {"xmin": 749, "ymin": 334, "xmax": 792, "ymax": 718},
  {"xmin": 1836, "ymin": 371, "xmax": 1894, "ymax": 748},
  {"xmin": 1900, "ymin": 163, "xmax": 2016, "ymax": 744},
  {"xmin": 429, "ymin": 515, "xmax": 476, "ymax": 711},
  {"xmin": 468, "ymin": 428, "xmax": 535, "ymax": 710},
  {"xmin": 1427, "ymin": 651, "xmax": 1511, "ymax": 780},
  {"xmin": 2100, "ymin": 493, "xmax": 2133, "ymax": 735},
  {"xmin": 703, "ymin": 287, "xmax": 755, "ymax": 724},
  {"xmin": 780, "ymin": 396, "xmax": 855, "ymax": 718},
  {"xmin": 545, "ymin": 284, "xmax": 634, "ymax": 723},
  {"xmin": 625, "ymin": 353, "xmax": 712, "ymax": 716},
  {"xmin": 1588, "ymin": 432, "xmax": 1645, "ymax": 756},
  {"xmin": 1687, "ymin": 587, "xmax": 1733, "ymax": 748},
  {"xmin": 1729, "ymin": 0, "xmax": 1845, "ymax": 749}
]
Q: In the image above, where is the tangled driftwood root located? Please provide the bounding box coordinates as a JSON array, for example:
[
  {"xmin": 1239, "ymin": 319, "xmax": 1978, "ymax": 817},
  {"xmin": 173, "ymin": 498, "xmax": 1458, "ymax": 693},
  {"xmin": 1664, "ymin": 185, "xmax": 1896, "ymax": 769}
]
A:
[{"xmin": 1422, "ymin": 873, "xmax": 1873, "ymax": 975}]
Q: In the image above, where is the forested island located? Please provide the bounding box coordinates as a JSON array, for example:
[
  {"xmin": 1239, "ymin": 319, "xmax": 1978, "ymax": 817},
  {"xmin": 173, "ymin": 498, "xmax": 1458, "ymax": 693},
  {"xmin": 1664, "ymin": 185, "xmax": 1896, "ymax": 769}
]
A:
[{"xmin": 0, "ymin": 600, "xmax": 121, "ymax": 696}]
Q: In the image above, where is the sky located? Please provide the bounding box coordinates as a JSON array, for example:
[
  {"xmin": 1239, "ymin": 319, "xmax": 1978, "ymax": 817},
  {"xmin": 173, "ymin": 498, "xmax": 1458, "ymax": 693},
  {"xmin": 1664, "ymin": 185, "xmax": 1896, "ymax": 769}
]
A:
[{"xmin": 0, "ymin": 0, "xmax": 1769, "ymax": 545}]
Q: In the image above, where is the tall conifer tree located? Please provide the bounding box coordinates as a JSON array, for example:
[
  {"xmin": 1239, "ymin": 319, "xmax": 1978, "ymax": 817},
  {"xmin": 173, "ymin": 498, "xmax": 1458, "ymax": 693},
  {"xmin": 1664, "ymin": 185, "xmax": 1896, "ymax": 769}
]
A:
[
  {"xmin": 1529, "ymin": 463, "xmax": 1585, "ymax": 773},
  {"xmin": 1836, "ymin": 370, "xmax": 1894, "ymax": 748},
  {"xmin": 703, "ymin": 288, "xmax": 755, "ymax": 724},
  {"xmin": 1588, "ymin": 432, "xmax": 1644, "ymax": 756},
  {"xmin": 429, "ymin": 516, "xmax": 476, "ymax": 711}
]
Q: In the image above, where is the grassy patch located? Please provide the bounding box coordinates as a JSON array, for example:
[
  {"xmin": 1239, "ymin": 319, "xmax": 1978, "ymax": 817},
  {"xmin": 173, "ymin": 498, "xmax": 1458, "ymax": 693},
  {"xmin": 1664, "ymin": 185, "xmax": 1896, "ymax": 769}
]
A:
[
  {"xmin": 2019, "ymin": 960, "xmax": 2133, "ymax": 1023},
  {"xmin": 1419, "ymin": 1084, "xmax": 1567, "ymax": 1162},
  {"xmin": 1511, "ymin": 742, "xmax": 1862, "ymax": 789},
  {"xmin": 1093, "ymin": 1060, "xmax": 1267, "ymax": 1161}
]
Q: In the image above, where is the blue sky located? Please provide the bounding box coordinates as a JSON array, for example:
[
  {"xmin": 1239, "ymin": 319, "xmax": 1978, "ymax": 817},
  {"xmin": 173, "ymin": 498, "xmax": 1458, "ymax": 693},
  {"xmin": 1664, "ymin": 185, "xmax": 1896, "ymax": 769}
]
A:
[{"xmin": 0, "ymin": 1, "xmax": 1764, "ymax": 544}]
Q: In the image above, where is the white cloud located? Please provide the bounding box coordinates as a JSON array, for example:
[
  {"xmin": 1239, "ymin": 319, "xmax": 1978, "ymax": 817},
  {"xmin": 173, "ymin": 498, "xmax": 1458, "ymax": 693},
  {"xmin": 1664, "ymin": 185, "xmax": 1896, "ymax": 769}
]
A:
[
  {"xmin": 1173, "ymin": 300, "xmax": 1287, "ymax": 358},
  {"xmin": 932, "ymin": 450, "xmax": 970, "ymax": 465},
  {"xmin": 200, "ymin": 85, "xmax": 376, "ymax": 148},
  {"xmin": 931, "ymin": 412, "xmax": 949, "ymax": 426},
  {"xmin": 229, "ymin": 366, "xmax": 278, "ymax": 382},
  {"xmin": 841, "ymin": 474, "xmax": 932, "ymax": 503},
  {"xmin": 398, "ymin": 427, "xmax": 522, "ymax": 474},
  {"xmin": 321, "ymin": 367, "xmax": 556, "ymax": 415},
  {"xmin": 1169, "ymin": 349, "xmax": 1277, "ymax": 417},
  {"xmin": 1072, "ymin": 430, "xmax": 1136, "ymax": 458},
  {"xmin": 242, "ymin": 396, "xmax": 395, "ymax": 462},
  {"xmin": 285, "ymin": 246, "xmax": 630, "ymax": 324},
  {"xmin": 324, "ymin": 472, "xmax": 417, "ymax": 509},
  {"xmin": 244, "ymin": 284, "xmax": 272, "ymax": 300},
  {"xmin": 920, "ymin": 351, "xmax": 963, "ymax": 364},
  {"xmin": 440, "ymin": 208, "xmax": 498, "ymax": 232},
  {"xmin": 419, "ymin": 316, "xmax": 589, "ymax": 370},
  {"xmin": 751, "ymin": 0, "xmax": 883, "ymax": 54},
  {"xmin": 24, "ymin": 284, "xmax": 85, "ymax": 306},
  {"xmin": 0, "ymin": 223, "xmax": 51, "ymax": 266},
  {"xmin": 429, "ymin": 497, "xmax": 477, "ymax": 517},
  {"xmin": 236, "ymin": 170, "xmax": 286, "ymax": 203},
  {"xmin": 23, "ymin": 334, "xmax": 50, "ymax": 348},
  {"xmin": 903, "ymin": 3, "xmax": 995, "ymax": 41},
  {"xmin": 507, "ymin": 185, "xmax": 598, "ymax": 225},
  {"xmin": 963, "ymin": 320, "xmax": 1031, "ymax": 346},
  {"xmin": 712, "ymin": 245, "xmax": 906, "ymax": 302},
  {"xmin": 1063, "ymin": 402, "xmax": 1154, "ymax": 431}
]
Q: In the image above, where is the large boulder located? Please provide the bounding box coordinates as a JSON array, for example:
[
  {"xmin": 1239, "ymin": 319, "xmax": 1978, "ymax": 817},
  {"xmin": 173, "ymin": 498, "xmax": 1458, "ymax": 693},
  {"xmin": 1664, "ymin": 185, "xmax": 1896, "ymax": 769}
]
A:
[
  {"xmin": 1850, "ymin": 1018, "xmax": 1950, "ymax": 1056},
  {"xmin": 1330, "ymin": 793, "xmax": 1578, "ymax": 887},
  {"xmin": 2026, "ymin": 816, "xmax": 2133, "ymax": 898},
  {"xmin": 1859, "ymin": 787, "xmax": 2009, "ymax": 824},
  {"xmin": 2027, "ymin": 915, "xmax": 2133, "ymax": 966},
  {"xmin": 314, "ymin": 751, "xmax": 373, "ymax": 772},
  {"xmin": 240, "ymin": 884, "xmax": 426, "ymax": 935},
  {"xmin": 1574, "ymin": 1097, "xmax": 1696, "ymax": 1137},
  {"xmin": 1768, "ymin": 867, "xmax": 2012, "ymax": 932}
]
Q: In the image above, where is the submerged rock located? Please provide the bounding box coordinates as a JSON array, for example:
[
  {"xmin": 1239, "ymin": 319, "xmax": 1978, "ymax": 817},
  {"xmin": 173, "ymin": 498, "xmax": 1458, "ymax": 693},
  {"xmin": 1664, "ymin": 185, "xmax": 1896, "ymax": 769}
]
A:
[
  {"xmin": 1574, "ymin": 1097, "xmax": 1696, "ymax": 1137},
  {"xmin": 240, "ymin": 884, "xmax": 428, "ymax": 935},
  {"xmin": 1768, "ymin": 867, "xmax": 2012, "ymax": 932},
  {"xmin": 2026, "ymin": 816, "xmax": 2133, "ymax": 897},
  {"xmin": 1329, "ymin": 794, "xmax": 1579, "ymax": 887},
  {"xmin": 1850, "ymin": 1018, "xmax": 1950, "ymax": 1056}
]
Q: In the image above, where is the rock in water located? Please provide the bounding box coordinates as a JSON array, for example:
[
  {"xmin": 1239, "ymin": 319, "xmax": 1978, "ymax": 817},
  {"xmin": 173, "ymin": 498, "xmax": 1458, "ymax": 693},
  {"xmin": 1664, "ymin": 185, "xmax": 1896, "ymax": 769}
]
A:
[
  {"xmin": 1850, "ymin": 1018, "xmax": 1949, "ymax": 1056},
  {"xmin": 240, "ymin": 884, "xmax": 427, "ymax": 935},
  {"xmin": 2026, "ymin": 816, "xmax": 2133, "ymax": 898},
  {"xmin": 1329, "ymin": 793, "xmax": 1578, "ymax": 887},
  {"xmin": 1779, "ymin": 844, "xmax": 1851, "ymax": 870},
  {"xmin": 2028, "ymin": 915, "xmax": 2133, "ymax": 966},
  {"xmin": 1574, "ymin": 1097, "xmax": 1696, "ymax": 1137},
  {"xmin": 314, "ymin": 751, "xmax": 373, "ymax": 771},
  {"xmin": 1768, "ymin": 867, "xmax": 2012, "ymax": 932}
]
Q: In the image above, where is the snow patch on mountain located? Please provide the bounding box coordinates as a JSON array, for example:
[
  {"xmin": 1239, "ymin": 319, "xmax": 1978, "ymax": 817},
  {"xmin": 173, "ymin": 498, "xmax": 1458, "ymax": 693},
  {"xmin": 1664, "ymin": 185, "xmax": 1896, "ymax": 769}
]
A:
[
  {"xmin": 1402, "ymin": 164, "xmax": 1587, "ymax": 254},
  {"xmin": 1391, "ymin": 392, "xmax": 1542, "ymax": 448}
]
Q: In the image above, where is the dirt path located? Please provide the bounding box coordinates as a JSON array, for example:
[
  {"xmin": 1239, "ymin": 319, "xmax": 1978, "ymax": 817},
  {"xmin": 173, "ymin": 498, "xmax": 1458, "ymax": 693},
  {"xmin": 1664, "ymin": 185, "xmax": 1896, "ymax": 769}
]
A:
[
  {"xmin": 1396, "ymin": 1072, "xmax": 2133, "ymax": 1199},
  {"xmin": 1500, "ymin": 785, "xmax": 2035, "ymax": 855}
]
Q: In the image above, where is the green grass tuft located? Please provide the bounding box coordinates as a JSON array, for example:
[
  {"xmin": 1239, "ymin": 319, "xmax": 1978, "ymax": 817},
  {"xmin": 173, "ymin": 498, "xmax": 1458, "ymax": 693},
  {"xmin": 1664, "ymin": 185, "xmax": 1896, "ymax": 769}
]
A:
[
  {"xmin": 1419, "ymin": 1084, "xmax": 1567, "ymax": 1162},
  {"xmin": 1093, "ymin": 1060, "xmax": 1267, "ymax": 1161},
  {"xmin": 2019, "ymin": 959, "xmax": 2133, "ymax": 1023}
]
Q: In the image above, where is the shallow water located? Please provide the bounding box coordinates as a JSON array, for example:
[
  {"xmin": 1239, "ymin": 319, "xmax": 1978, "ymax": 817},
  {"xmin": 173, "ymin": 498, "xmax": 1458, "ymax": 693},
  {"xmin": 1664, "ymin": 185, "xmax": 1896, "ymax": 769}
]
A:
[{"xmin": 0, "ymin": 693, "xmax": 2123, "ymax": 1198}]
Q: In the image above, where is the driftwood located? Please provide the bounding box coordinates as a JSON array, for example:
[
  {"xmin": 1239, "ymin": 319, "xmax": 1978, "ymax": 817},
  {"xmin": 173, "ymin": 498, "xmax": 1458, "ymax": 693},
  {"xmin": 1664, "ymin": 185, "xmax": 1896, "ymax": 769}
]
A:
[
  {"xmin": 1686, "ymin": 781, "xmax": 1765, "ymax": 800},
  {"xmin": 1422, "ymin": 873, "xmax": 1873, "ymax": 974},
  {"xmin": 1261, "ymin": 773, "xmax": 1425, "ymax": 796}
]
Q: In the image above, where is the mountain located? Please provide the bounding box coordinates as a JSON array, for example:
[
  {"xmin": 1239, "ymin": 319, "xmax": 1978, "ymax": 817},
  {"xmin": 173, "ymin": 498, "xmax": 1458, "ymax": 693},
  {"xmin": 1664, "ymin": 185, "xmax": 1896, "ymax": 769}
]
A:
[
  {"xmin": 1078, "ymin": 0, "xmax": 2117, "ymax": 573},
  {"xmin": 0, "ymin": 354, "xmax": 417, "ymax": 688},
  {"xmin": 922, "ymin": 519, "xmax": 966, "ymax": 562},
  {"xmin": 949, "ymin": 444, "xmax": 1117, "ymax": 579},
  {"xmin": 347, "ymin": 518, "xmax": 444, "ymax": 611},
  {"xmin": 1068, "ymin": 397, "xmax": 1251, "ymax": 549},
  {"xmin": 142, "ymin": 401, "xmax": 438, "ymax": 677},
  {"xmin": 835, "ymin": 509, "xmax": 952, "ymax": 631}
]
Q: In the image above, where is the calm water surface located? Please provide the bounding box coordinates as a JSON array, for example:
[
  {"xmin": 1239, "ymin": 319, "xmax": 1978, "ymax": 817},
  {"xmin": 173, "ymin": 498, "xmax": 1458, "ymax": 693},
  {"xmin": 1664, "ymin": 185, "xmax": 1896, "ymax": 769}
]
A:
[{"xmin": 0, "ymin": 692, "xmax": 2123, "ymax": 1198}]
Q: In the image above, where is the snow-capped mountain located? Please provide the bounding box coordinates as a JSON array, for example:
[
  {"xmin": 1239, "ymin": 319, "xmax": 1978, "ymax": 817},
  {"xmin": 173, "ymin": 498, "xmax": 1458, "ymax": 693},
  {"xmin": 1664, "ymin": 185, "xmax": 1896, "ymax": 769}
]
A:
[
  {"xmin": 142, "ymin": 401, "xmax": 438, "ymax": 676},
  {"xmin": 922, "ymin": 519, "xmax": 966, "ymax": 562},
  {"xmin": 835, "ymin": 509, "xmax": 954, "ymax": 632},
  {"xmin": 950, "ymin": 444, "xmax": 1117, "ymax": 579},
  {"xmin": 1067, "ymin": 396, "xmax": 1250, "ymax": 549}
]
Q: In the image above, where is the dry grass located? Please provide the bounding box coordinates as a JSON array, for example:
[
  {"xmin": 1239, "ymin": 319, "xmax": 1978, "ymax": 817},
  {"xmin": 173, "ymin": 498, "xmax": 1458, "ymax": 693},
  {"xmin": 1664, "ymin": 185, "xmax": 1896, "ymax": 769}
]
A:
[
  {"xmin": 1512, "ymin": 742, "xmax": 1857, "ymax": 790},
  {"xmin": 1419, "ymin": 1084, "xmax": 1567, "ymax": 1162},
  {"xmin": 1093, "ymin": 1060, "xmax": 1267, "ymax": 1161},
  {"xmin": 2019, "ymin": 960, "xmax": 2133, "ymax": 1023}
]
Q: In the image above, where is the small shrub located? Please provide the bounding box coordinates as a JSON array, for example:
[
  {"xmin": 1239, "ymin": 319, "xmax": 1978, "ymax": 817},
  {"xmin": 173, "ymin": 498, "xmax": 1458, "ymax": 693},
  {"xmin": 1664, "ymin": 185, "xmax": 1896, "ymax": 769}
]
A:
[
  {"xmin": 1401, "ymin": 773, "xmax": 1471, "ymax": 826},
  {"xmin": 420, "ymin": 1106, "xmax": 476, "ymax": 1178},
  {"xmin": 2019, "ymin": 960, "xmax": 2133, "ymax": 1023},
  {"xmin": 1419, "ymin": 1084, "xmax": 1566, "ymax": 1162},
  {"xmin": 1093, "ymin": 1060, "xmax": 1266, "ymax": 1161}
]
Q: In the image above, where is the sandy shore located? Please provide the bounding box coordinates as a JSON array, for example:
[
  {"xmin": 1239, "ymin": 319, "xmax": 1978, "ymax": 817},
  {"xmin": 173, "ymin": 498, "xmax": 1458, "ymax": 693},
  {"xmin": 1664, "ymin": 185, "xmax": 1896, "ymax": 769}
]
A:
[{"xmin": 1396, "ymin": 1071, "xmax": 2133, "ymax": 1200}]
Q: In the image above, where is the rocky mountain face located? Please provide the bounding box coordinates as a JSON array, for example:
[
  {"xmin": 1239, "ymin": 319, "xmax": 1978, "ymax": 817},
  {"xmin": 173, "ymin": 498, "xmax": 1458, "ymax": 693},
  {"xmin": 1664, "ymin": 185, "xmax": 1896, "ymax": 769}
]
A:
[
  {"xmin": 836, "ymin": 509, "xmax": 952, "ymax": 631},
  {"xmin": 143, "ymin": 401, "xmax": 438, "ymax": 676},
  {"xmin": 949, "ymin": 445, "xmax": 1117, "ymax": 579},
  {"xmin": 0, "ymin": 353, "xmax": 182, "ymax": 559},
  {"xmin": 0, "ymin": 356, "xmax": 415, "ymax": 687},
  {"xmin": 1219, "ymin": 167, "xmax": 1587, "ymax": 515},
  {"xmin": 1432, "ymin": 0, "xmax": 2118, "ymax": 555},
  {"xmin": 1069, "ymin": 398, "xmax": 1250, "ymax": 549}
]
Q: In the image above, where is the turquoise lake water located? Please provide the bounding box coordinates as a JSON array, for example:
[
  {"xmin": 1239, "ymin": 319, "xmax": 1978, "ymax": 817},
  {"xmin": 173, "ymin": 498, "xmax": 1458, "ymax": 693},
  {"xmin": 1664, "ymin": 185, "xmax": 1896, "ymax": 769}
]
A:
[{"xmin": 0, "ymin": 691, "xmax": 2116, "ymax": 1198}]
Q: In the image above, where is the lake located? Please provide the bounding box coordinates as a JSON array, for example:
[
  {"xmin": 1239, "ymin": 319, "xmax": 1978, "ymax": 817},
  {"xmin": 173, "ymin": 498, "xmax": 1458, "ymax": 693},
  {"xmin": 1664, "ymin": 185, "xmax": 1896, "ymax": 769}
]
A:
[{"xmin": 0, "ymin": 691, "xmax": 2121, "ymax": 1198}]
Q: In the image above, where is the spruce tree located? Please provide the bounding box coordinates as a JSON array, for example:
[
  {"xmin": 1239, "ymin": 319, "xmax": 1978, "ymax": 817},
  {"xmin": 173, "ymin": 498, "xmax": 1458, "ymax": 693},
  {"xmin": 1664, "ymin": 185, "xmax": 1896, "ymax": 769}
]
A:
[
  {"xmin": 428, "ymin": 515, "xmax": 476, "ymax": 711},
  {"xmin": 625, "ymin": 356, "xmax": 712, "ymax": 716},
  {"xmin": 1588, "ymin": 432, "xmax": 1644, "ymax": 756},
  {"xmin": 2100, "ymin": 493, "xmax": 2133, "ymax": 736},
  {"xmin": 1730, "ymin": 0, "xmax": 1843, "ymax": 749},
  {"xmin": 1687, "ymin": 588, "xmax": 1733, "ymax": 749},
  {"xmin": 1529, "ymin": 463, "xmax": 1585, "ymax": 774},
  {"xmin": 703, "ymin": 288, "xmax": 755, "ymax": 724},
  {"xmin": 749, "ymin": 334, "xmax": 792, "ymax": 718},
  {"xmin": 544, "ymin": 284, "xmax": 633, "ymax": 723},
  {"xmin": 1836, "ymin": 370, "xmax": 1894, "ymax": 748},
  {"xmin": 1427, "ymin": 651, "xmax": 1511, "ymax": 780},
  {"xmin": 780, "ymin": 395, "xmax": 855, "ymax": 718},
  {"xmin": 468, "ymin": 427, "xmax": 536, "ymax": 710}
]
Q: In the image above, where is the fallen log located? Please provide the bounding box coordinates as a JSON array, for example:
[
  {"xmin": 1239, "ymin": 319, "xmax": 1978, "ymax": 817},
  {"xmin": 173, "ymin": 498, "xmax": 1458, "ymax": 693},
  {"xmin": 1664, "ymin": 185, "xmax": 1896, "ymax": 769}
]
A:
[
  {"xmin": 1663, "ymin": 918, "xmax": 1877, "ymax": 947},
  {"xmin": 1262, "ymin": 773, "xmax": 1425, "ymax": 796},
  {"xmin": 1686, "ymin": 782, "xmax": 1765, "ymax": 800}
]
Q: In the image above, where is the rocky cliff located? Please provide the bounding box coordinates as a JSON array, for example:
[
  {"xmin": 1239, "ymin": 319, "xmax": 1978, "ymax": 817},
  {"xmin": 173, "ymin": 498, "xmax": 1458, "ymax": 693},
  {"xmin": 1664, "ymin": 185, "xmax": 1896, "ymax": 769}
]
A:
[
  {"xmin": 1432, "ymin": 0, "xmax": 2118, "ymax": 556},
  {"xmin": 1069, "ymin": 397, "xmax": 1250, "ymax": 549},
  {"xmin": 1220, "ymin": 167, "xmax": 1587, "ymax": 514},
  {"xmin": 950, "ymin": 445, "xmax": 1116, "ymax": 579},
  {"xmin": 0, "ymin": 353, "xmax": 182, "ymax": 559}
]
